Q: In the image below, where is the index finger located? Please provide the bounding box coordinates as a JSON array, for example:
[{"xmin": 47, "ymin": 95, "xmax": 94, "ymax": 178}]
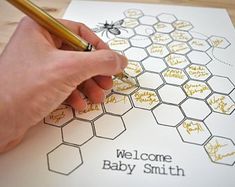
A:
[{"xmin": 58, "ymin": 19, "xmax": 109, "ymax": 50}]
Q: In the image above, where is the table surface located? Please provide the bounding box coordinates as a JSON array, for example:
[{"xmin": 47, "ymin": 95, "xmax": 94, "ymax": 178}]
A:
[{"xmin": 0, "ymin": 0, "xmax": 235, "ymax": 53}]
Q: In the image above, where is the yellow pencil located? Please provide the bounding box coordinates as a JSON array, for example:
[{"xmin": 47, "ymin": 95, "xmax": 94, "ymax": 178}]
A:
[{"xmin": 7, "ymin": 0, "xmax": 135, "ymax": 85}]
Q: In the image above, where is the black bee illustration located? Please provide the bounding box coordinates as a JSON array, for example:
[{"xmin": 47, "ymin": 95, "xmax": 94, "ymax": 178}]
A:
[{"xmin": 93, "ymin": 19, "xmax": 126, "ymax": 38}]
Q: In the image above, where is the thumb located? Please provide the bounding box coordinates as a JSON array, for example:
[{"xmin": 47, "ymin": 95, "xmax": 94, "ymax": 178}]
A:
[{"xmin": 65, "ymin": 49, "xmax": 128, "ymax": 83}]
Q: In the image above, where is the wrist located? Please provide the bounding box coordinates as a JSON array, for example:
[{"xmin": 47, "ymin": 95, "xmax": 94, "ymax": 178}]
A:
[{"xmin": 0, "ymin": 84, "xmax": 27, "ymax": 153}]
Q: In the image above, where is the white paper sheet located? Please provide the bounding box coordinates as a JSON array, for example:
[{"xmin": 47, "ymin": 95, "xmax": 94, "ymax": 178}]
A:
[{"xmin": 1, "ymin": 1, "xmax": 235, "ymax": 186}]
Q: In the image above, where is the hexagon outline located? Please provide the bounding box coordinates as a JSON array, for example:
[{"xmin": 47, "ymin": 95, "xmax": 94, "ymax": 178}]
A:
[
  {"xmin": 177, "ymin": 118, "xmax": 212, "ymax": 146},
  {"xmin": 62, "ymin": 119, "xmax": 95, "ymax": 146},
  {"xmin": 94, "ymin": 114, "xmax": 126, "ymax": 140},
  {"xmin": 47, "ymin": 143, "xmax": 83, "ymax": 176},
  {"xmin": 131, "ymin": 88, "xmax": 161, "ymax": 111},
  {"xmin": 207, "ymin": 35, "xmax": 231, "ymax": 49},
  {"xmin": 152, "ymin": 103, "xmax": 186, "ymax": 127},
  {"xmin": 204, "ymin": 136, "xmax": 235, "ymax": 166},
  {"xmin": 44, "ymin": 104, "xmax": 75, "ymax": 128},
  {"xmin": 104, "ymin": 92, "xmax": 133, "ymax": 116}
]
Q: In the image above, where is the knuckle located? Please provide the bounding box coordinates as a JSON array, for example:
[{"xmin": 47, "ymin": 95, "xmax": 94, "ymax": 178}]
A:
[
  {"xmin": 19, "ymin": 16, "xmax": 33, "ymax": 26},
  {"xmin": 103, "ymin": 52, "xmax": 119, "ymax": 70},
  {"xmin": 104, "ymin": 51, "xmax": 117, "ymax": 62}
]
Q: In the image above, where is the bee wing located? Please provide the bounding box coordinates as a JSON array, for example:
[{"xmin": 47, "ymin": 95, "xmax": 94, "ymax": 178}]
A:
[
  {"xmin": 113, "ymin": 19, "xmax": 124, "ymax": 26},
  {"xmin": 109, "ymin": 28, "xmax": 121, "ymax": 35}
]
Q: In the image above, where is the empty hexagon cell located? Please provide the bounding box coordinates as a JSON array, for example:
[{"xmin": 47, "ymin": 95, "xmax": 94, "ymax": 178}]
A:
[
  {"xmin": 187, "ymin": 50, "xmax": 212, "ymax": 65},
  {"xmin": 158, "ymin": 85, "xmax": 186, "ymax": 105},
  {"xmin": 139, "ymin": 15, "xmax": 158, "ymax": 25},
  {"xmin": 124, "ymin": 9, "xmax": 143, "ymax": 18},
  {"xmin": 131, "ymin": 89, "xmax": 160, "ymax": 110},
  {"xmin": 104, "ymin": 93, "xmax": 132, "ymax": 115},
  {"xmin": 208, "ymin": 36, "xmax": 231, "ymax": 49},
  {"xmin": 207, "ymin": 93, "xmax": 235, "ymax": 115},
  {"xmin": 112, "ymin": 78, "xmax": 138, "ymax": 95},
  {"xmin": 157, "ymin": 13, "xmax": 177, "ymax": 23},
  {"xmin": 142, "ymin": 57, "xmax": 167, "ymax": 73},
  {"xmin": 177, "ymin": 119, "xmax": 211, "ymax": 145},
  {"xmin": 108, "ymin": 38, "xmax": 130, "ymax": 51},
  {"xmin": 170, "ymin": 30, "xmax": 192, "ymax": 42},
  {"xmin": 44, "ymin": 104, "xmax": 74, "ymax": 127},
  {"xmin": 151, "ymin": 33, "xmax": 172, "ymax": 45},
  {"xmin": 181, "ymin": 98, "xmax": 211, "ymax": 120},
  {"xmin": 188, "ymin": 38, "xmax": 211, "ymax": 51},
  {"xmin": 168, "ymin": 41, "xmax": 191, "ymax": 54},
  {"xmin": 137, "ymin": 72, "xmax": 164, "ymax": 89},
  {"xmin": 135, "ymin": 25, "xmax": 155, "ymax": 36},
  {"xmin": 94, "ymin": 114, "xmax": 126, "ymax": 140},
  {"xmin": 186, "ymin": 64, "xmax": 211, "ymax": 81},
  {"xmin": 124, "ymin": 47, "xmax": 148, "ymax": 61},
  {"xmin": 183, "ymin": 80, "xmax": 212, "ymax": 99},
  {"xmin": 152, "ymin": 104, "xmax": 185, "ymax": 127},
  {"xmin": 62, "ymin": 120, "xmax": 94, "ymax": 146},
  {"xmin": 165, "ymin": 54, "xmax": 190, "ymax": 69},
  {"xmin": 205, "ymin": 136, "xmax": 235, "ymax": 165},
  {"xmin": 173, "ymin": 20, "xmax": 193, "ymax": 31},
  {"xmin": 162, "ymin": 68, "xmax": 188, "ymax": 86},
  {"xmin": 47, "ymin": 144, "xmax": 83, "ymax": 175},
  {"xmin": 130, "ymin": 35, "xmax": 152, "ymax": 48},
  {"xmin": 147, "ymin": 44, "xmax": 169, "ymax": 58},
  {"xmin": 207, "ymin": 76, "xmax": 234, "ymax": 94},
  {"xmin": 75, "ymin": 102, "xmax": 103, "ymax": 121},
  {"xmin": 154, "ymin": 22, "xmax": 175, "ymax": 33},
  {"xmin": 123, "ymin": 18, "xmax": 139, "ymax": 28},
  {"xmin": 125, "ymin": 61, "xmax": 143, "ymax": 77}
]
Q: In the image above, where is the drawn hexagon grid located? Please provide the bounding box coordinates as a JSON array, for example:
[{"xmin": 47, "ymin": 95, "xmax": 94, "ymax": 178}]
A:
[
  {"xmin": 154, "ymin": 22, "xmax": 175, "ymax": 33},
  {"xmin": 94, "ymin": 114, "xmax": 126, "ymax": 140},
  {"xmin": 75, "ymin": 102, "xmax": 103, "ymax": 121},
  {"xmin": 151, "ymin": 33, "xmax": 173, "ymax": 45},
  {"xmin": 123, "ymin": 17, "xmax": 139, "ymax": 28},
  {"xmin": 181, "ymin": 98, "xmax": 212, "ymax": 120},
  {"xmin": 104, "ymin": 93, "xmax": 132, "ymax": 115},
  {"xmin": 131, "ymin": 88, "xmax": 160, "ymax": 110},
  {"xmin": 152, "ymin": 104, "xmax": 185, "ymax": 127},
  {"xmin": 208, "ymin": 36, "xmax": 231, "ymax": 49},
  {"xmin": 157, "ymin": 13, "xmax": 177, "ymax": 23},
  {"xmin": 147, "ymin": 43, "xmax": 170, "ymax": 58},
  {"xmin": 62, "ymin": 120, "xmax": 94, "ymax": 146},
  {"xmin": 158, "ymin": 84, "xmax": 187, "ymax": 105},
  {"xmin": 142, "ymin": 57, "xmax": 167, "ymax": 73},
  {"xmin": 135, "ymin": 24, "xmax": 155, "ymax": 36},
  {"xmin": 177, "ymin": 119, "xmax": 212, "ymax": 145},
  {"xmin": 47, "ymin": 144, "xmax": 83, "ymax": 175},
  {"xmin": 162, "ymin": 68, "xmax": 188, "ymax": 86},
  {"xmin": 204, "ymin": 136, "xmax": 235, "ymax": 166},
  {"xmin": 137, "ymin": 72, "xmax": 164, "ymax": 89},
  {"xmin": 125, "ymin": 60, "xmax": 143, "ymax": 77},
  {"xmin": 112, "ymin": 78, "xmax": 138, "ymax": 95},
  {"xmin": 44, "ymin": 104, "xmax": 74, "ymax": 127},
  {"xmin": 165, "ymin": 53, "xmax": 190, "ymax": 69},
  {"xmin": 171, "ymin": 30, "xmax": 192, "ymax": 42},
  {"xmin": 187, "ymin": 50, "xmax": 212, "ymax": 65},
  {"xmin": 207, "ymin": 75, "xmax": 234, "ymax": 94},
  {"xmin": 124, "ymin": 47, "xmax": 148, "ymax": 61},
  {"xmin": 44, "ymin": 8, "xmax": 234, "ymax": 175},
  {"xmin": 139, "ymin": 15, "xmax": 159, "ymax": 25},
  {"xmin": 183, "ymin": 80, "xmax": 212, "ymax": 99},
  {"xmin": 130, "ymin": 35, "xmax": 152, "ymax": 47},
  {"xmin": 207, "ymin": 93, "xmax": 235, "ymax": 115}
]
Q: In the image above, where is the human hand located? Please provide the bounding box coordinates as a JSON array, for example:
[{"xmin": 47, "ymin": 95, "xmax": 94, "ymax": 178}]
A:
[{"xmin": 0, "ymin": 17, "xmax": 127, "ymax": 152}]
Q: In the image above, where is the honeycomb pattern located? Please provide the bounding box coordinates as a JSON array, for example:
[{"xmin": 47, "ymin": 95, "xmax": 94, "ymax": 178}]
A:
[{"xmin": 44, "ymin": 9, "xmax": 235, "ymax": 175}]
